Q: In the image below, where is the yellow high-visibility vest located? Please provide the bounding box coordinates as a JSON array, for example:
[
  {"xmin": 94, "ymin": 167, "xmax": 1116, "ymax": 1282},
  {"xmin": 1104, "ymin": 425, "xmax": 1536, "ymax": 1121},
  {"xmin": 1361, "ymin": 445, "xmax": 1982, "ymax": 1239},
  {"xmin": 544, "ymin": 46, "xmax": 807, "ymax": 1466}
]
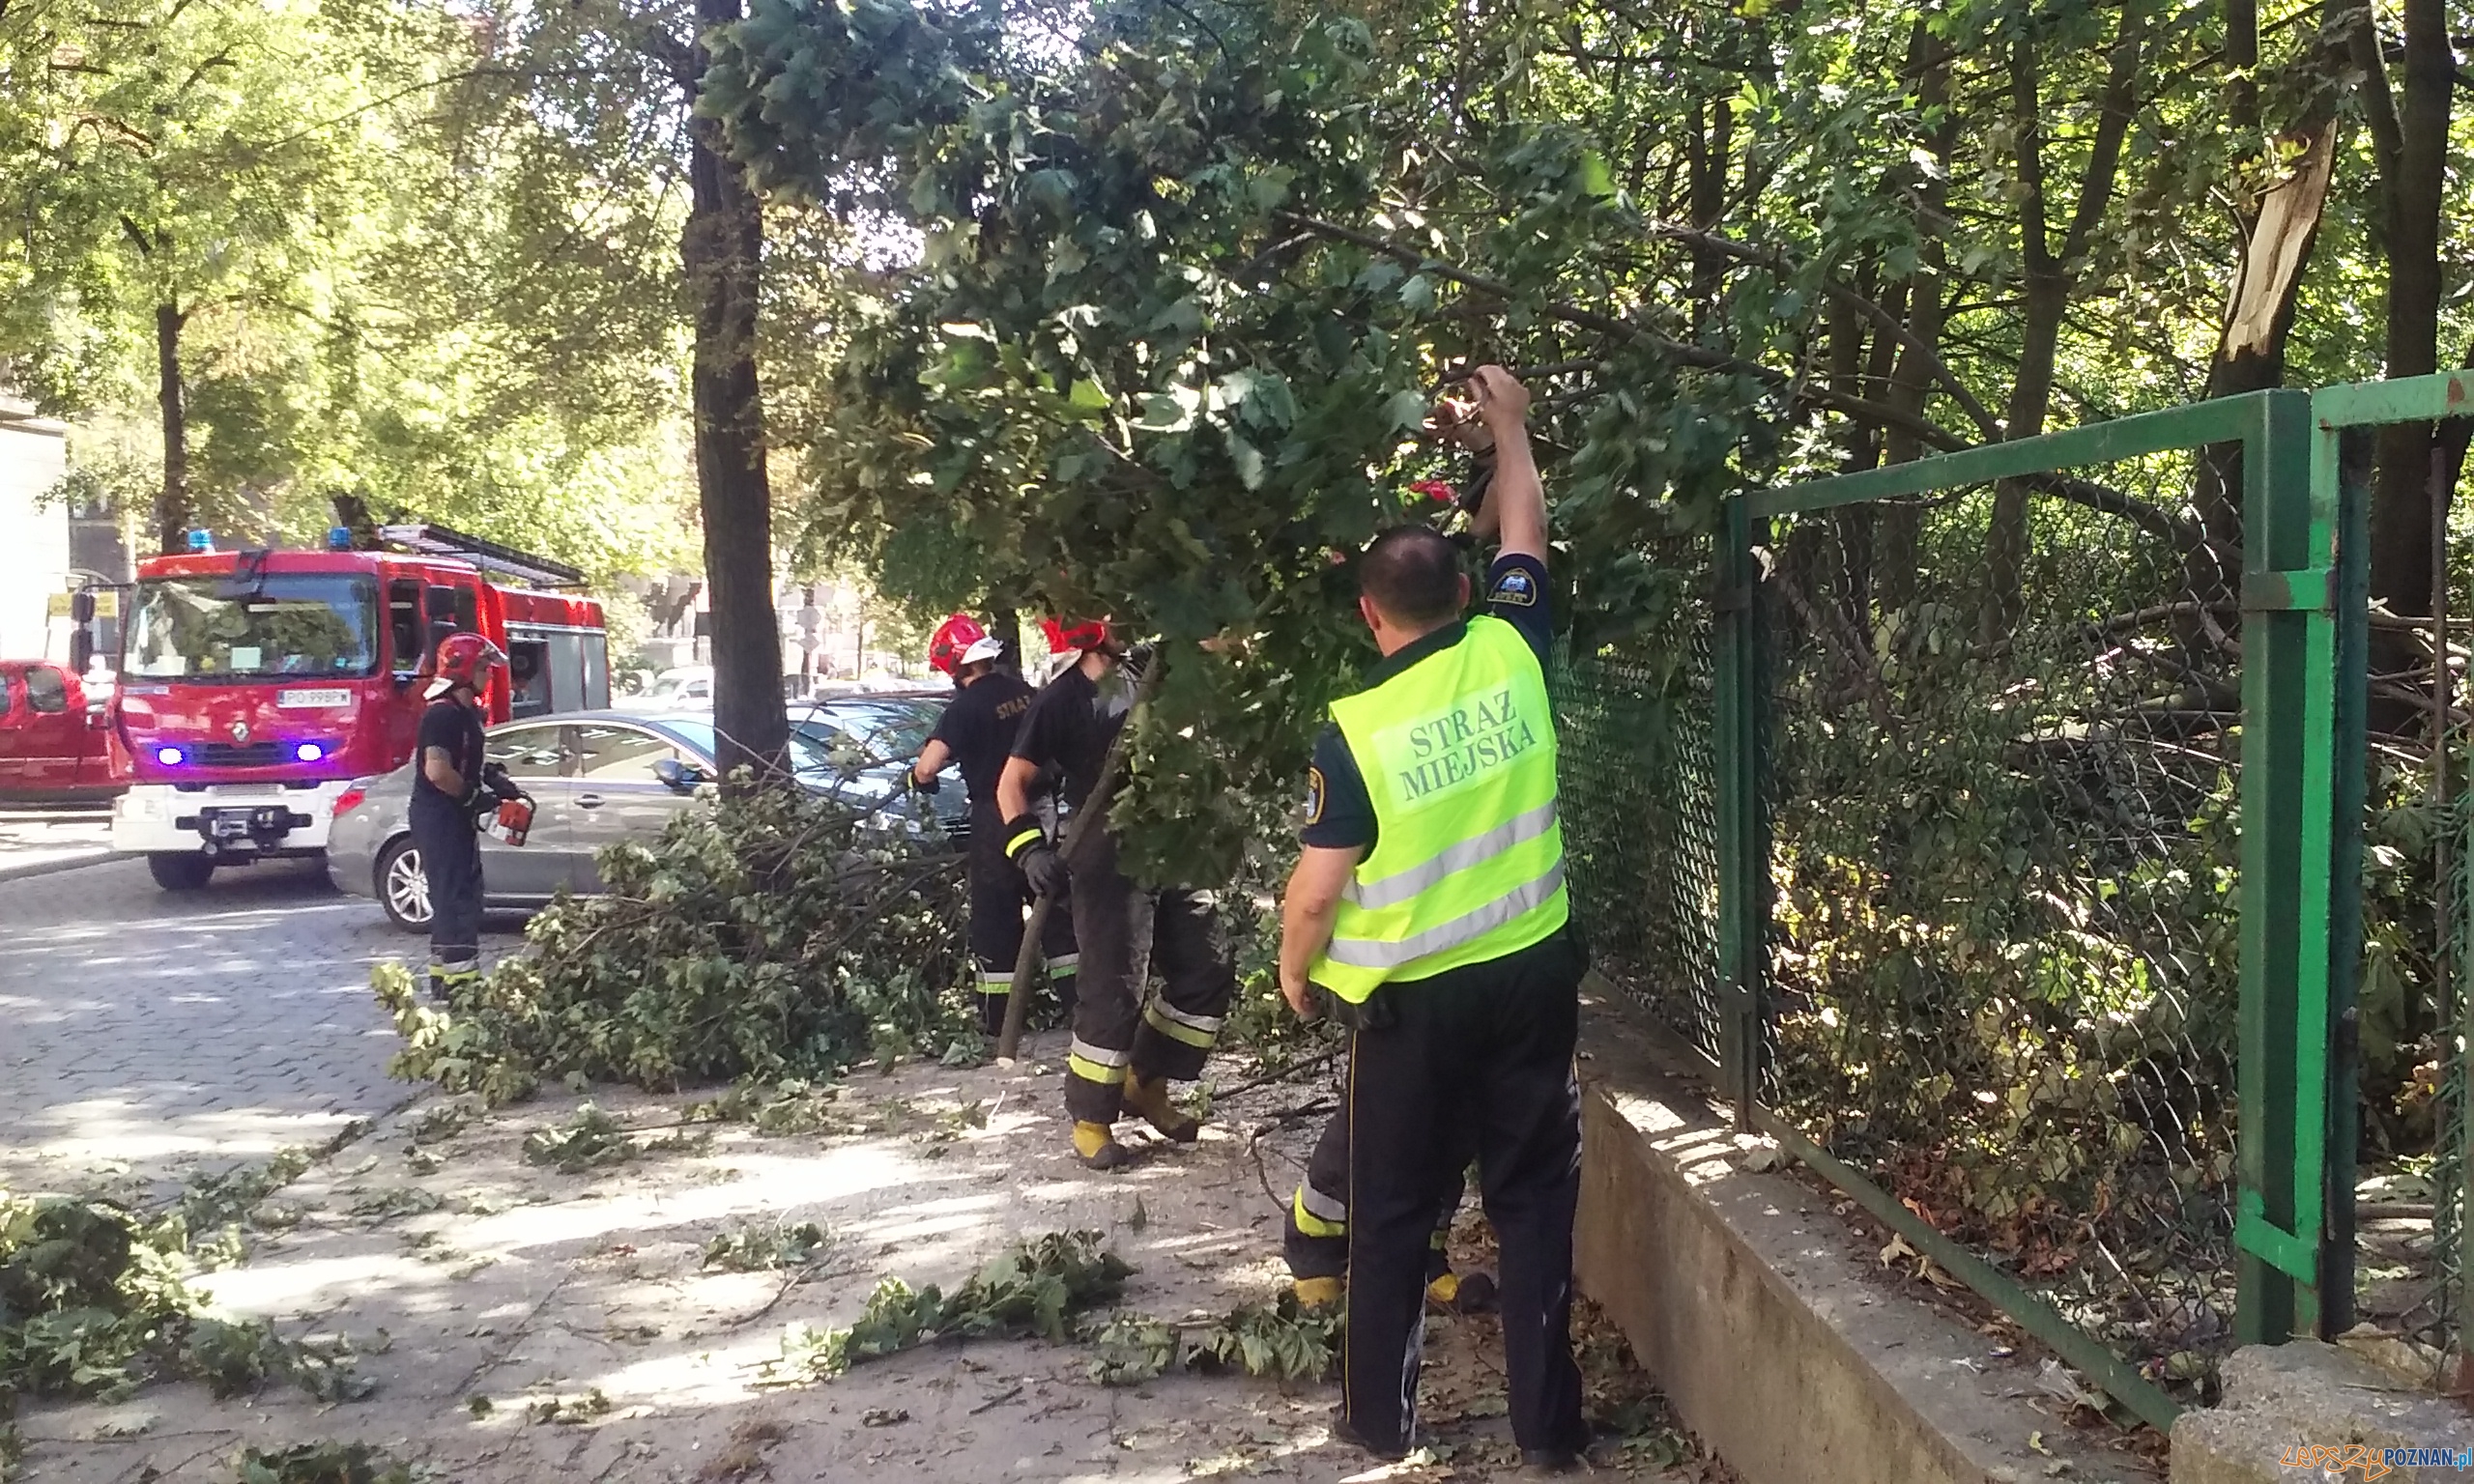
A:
[{"xmin": 1309, "ymin": 614, "xmax": 1568, "ymax": 1002}]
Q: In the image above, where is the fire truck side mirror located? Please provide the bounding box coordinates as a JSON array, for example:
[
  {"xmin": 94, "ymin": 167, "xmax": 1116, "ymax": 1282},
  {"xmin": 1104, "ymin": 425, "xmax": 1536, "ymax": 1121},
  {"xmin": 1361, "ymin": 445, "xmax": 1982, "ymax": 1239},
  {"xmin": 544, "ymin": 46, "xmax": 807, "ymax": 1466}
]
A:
[{"xmin": 66, "ymin": 589, "xmax": 97, "ymax": 674}]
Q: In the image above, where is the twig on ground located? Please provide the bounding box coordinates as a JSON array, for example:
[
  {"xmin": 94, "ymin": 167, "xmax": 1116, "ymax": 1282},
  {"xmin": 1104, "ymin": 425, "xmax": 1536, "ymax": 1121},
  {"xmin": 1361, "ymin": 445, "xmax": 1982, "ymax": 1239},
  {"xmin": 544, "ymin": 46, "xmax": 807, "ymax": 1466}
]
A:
[
  {"xmin": 726, "ymin": 1263, "xmax": 821, "ymax": 1330},
  {"xmin": 1242, "ymin": 1097, "xmax": 1332, "ymax": 1209},
  {"xmin": 969, "ymin": 1382, "xmax": 1026, "ymax": 1413},
  {"xmin": 1263, "ymin": 1099, "xmax": 1337, "ymax": 1126},
  {"xmin": 1213, "ymin": 1047, "xmax": 1342, "ymax": 1101}
]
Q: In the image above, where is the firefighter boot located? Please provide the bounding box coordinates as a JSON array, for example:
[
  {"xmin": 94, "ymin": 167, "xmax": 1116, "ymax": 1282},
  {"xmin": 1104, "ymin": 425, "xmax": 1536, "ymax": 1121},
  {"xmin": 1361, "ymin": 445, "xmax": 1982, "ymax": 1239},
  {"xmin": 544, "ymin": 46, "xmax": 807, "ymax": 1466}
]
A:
[
  {"xmin": 1425, "ymin": 1271, "xmax": 1498, "ymax": 1313},
  {"xmin": 1073, "ymin": 1121, "xmax": 1131, "ymax": 1171},
  {"xmin": 1121, "ymin": 1072, "xmax": 1200, "ymax": 1144},
  {"xmin": 1292, "ymin": 1276, "xmax": 1344, "ymax": 1311}
]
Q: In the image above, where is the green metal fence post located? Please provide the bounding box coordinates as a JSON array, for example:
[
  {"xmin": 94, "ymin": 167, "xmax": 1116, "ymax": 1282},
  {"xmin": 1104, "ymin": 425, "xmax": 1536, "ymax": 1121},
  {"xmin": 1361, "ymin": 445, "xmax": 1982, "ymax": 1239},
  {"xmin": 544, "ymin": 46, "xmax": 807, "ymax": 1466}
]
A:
[
  {"xmin": 2235, "ymin": 387, "xmax": 2330, "ymax": 1343},
  {"xmin": 1712, "ymin": 495, "xmax": 1767, "ymax": 1127},
  {"xmin": 2322, "ymin": 423, "xmax": 2370, "ymax": 1337},
  {"xmin": 2312, "ymin": 372, "xmax": 2474, "ymax": 1347}
]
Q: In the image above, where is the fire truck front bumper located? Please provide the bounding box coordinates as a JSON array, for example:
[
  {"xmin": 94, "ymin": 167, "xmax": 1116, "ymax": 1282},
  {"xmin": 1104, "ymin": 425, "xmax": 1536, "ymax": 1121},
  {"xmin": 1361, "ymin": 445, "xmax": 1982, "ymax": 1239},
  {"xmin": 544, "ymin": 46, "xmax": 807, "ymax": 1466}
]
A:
[{"xmin": 112, "ymin": 781, "xmax": 350, "ymax": 859}]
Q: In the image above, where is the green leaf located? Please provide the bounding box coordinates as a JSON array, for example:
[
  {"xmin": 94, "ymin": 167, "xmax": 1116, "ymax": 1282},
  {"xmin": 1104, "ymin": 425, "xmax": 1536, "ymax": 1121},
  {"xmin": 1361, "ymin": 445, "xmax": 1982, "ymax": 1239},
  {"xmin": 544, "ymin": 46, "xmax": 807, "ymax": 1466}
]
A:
[{"xmin": 1575, "ymin": 149, "xmax": 1616, "ymax": 199}]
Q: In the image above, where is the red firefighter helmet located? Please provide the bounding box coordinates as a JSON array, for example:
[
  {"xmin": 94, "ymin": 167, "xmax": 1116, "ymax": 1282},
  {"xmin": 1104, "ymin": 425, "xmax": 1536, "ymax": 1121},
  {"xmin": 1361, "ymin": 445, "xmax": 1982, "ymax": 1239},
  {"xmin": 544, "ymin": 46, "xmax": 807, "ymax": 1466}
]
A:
[
  {"xmin": 928, "ymin": 614, "xmax": 991, "ymax": 676},
  {"xmin": 1043, "ymin": 617, "xmax": 1115, "ymax": 654},
  {"xmin": 425, "ymin": 633, "xmax": 507, "ymax": 699}
]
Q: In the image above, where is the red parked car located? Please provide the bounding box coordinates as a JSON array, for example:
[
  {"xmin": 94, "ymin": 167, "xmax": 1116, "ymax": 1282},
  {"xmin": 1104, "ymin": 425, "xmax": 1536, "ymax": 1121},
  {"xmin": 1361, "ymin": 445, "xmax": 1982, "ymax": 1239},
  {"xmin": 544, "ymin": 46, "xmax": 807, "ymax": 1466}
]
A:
[{"xmin": 0, "ymin": 660, "xmax": 129, "ymax": 803}]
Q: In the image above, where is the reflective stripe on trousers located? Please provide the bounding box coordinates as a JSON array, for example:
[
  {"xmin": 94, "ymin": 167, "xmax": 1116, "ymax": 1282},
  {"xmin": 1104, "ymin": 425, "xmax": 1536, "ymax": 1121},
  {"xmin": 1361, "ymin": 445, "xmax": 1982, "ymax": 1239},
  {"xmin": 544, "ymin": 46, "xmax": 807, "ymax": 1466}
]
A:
[
  {"xmin": 1068, "ymin": 1036, "xmax": 1130, "ymax": 1087},
  {"xmin": 1142, "ymin": 999, "xmax": 1223, "ymax": 1049}
]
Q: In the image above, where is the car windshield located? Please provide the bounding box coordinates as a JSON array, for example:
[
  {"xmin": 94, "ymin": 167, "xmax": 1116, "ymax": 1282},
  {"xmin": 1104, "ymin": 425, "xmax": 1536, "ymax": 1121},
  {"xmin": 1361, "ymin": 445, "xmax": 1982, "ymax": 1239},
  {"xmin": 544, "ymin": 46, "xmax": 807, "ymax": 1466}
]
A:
[
  {"xmin": 127, "ymin": 575, "xmax": 379, "ymax": 680},
  {"xmin": 793, "ymin": 701, "xmax": 935, "ymax": 760},
  {"xmin": 656, "ymin": 718, "xmax": 836, "ymax": 776}
]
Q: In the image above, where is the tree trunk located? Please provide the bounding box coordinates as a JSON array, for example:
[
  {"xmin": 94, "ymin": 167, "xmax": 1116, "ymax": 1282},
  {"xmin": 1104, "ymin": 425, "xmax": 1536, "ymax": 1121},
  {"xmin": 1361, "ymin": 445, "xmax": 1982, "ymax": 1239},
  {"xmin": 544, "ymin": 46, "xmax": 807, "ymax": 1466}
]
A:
[
  {"xmin": 1984, "ymin": 45, "xmax": 2062, "ymax": 635},
  {"xmin": 1827, "ymin": 277, "xmax": 1883, "ymax": 629},
  {"xmin": 2365, "ymin": 0, "xmax": 2455, "ymax": 620},
  {"xmin": 1685, "ymin": 95, "xmax": 1731, "ymax": 339},
  {"xmin": 1878, "ymin": 23, "xmax": 1950, "ymax": 615},
  {"xmin": 155, "ymin": 301, "xmax": 187, "ymax": 556},
  {"xmin": 2188, "ymin": 119, "xmax": 2340, "ymax": 617},
  {"xmin": 683, "ymin": 0, "xmax": 787, "ymax": 779},
  {"xmin": 1984, "ymin": 271, "xmax": 2067, "ymax": 636},
  {"xmin": 1985, "ymin": 13, "xmax": 2141, "ymax": 640}
]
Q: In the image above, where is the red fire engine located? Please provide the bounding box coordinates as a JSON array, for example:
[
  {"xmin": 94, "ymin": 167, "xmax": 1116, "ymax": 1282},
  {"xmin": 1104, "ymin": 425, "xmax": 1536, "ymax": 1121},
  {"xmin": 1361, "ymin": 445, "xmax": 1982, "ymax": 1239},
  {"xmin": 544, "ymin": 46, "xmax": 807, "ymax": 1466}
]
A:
[{"xmin": 112, "ymin": 524, "xmax": 609, "ymax": 889}]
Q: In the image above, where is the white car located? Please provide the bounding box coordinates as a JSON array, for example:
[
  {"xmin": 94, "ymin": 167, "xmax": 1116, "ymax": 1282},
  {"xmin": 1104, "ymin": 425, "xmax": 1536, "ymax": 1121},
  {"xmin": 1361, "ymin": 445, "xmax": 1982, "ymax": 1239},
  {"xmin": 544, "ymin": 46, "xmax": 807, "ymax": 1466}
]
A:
[{"xmin": 642, "ymin": 666, "xmax": 713, "ymax": 708}]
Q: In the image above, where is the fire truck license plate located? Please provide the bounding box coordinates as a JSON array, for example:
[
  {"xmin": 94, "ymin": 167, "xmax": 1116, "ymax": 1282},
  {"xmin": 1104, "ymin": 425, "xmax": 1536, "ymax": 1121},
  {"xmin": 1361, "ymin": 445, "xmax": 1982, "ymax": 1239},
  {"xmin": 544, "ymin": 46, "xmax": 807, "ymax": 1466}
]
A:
[{"xmin": 277, "ymin": 688, "xmax": 352, "ymax": 708}]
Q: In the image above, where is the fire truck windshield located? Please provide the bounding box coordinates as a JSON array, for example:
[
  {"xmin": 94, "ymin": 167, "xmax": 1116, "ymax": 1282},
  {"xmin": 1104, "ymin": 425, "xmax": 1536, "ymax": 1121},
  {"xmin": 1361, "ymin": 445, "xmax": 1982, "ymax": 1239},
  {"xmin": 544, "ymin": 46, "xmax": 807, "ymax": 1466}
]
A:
[{"xmin": 127, "ymin": 575, "xmax": 381, "ymax": 680}]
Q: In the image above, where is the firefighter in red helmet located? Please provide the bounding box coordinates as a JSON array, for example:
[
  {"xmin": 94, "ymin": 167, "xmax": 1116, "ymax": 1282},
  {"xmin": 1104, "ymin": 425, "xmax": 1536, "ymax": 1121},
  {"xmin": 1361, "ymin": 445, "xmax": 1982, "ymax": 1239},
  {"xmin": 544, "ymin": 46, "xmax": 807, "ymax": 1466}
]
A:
[
  {"xmin": 414, "ymin": 632, "xmax": 505, "ymax": 1001},
  {"xmin": 995, "ymin": 618, "xmax": 1238, "ymax": 1169},
  {"xmin": 910, "ymin": 615, "xmax": 1078, "ymax": 1035}
]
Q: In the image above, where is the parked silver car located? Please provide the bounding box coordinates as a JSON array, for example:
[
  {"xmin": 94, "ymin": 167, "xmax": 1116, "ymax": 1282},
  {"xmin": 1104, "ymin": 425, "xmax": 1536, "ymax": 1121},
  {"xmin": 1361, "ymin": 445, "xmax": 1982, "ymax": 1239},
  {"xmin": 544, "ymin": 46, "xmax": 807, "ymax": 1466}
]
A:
[{"xmin": 329, "ymin": 708, "xmax": 939, "ymax": 932}]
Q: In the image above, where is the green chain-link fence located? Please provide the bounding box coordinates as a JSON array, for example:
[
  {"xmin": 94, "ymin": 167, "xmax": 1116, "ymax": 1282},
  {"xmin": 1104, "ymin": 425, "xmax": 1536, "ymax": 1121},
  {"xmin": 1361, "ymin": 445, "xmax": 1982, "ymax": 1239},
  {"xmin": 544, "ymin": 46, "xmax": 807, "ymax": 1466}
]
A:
[
  {"xmin": 1555, "ymin": 533, "xmax": 1727, "ymax": 1066},
  {"xmin": 1550, "ymin": 384, "xmax": 2436, "ymax": 1431},
  {"xmin": 1758, "ymin": 465, "xmax": 2248, "ymax": 1404},
  {"xmin": 2406, "ymin": 793, "xmax": 2472, "ymax": 1358},
  {"xmin": 2343, "ymin": 385, "xmax": 2474, "ymax": 1372}
]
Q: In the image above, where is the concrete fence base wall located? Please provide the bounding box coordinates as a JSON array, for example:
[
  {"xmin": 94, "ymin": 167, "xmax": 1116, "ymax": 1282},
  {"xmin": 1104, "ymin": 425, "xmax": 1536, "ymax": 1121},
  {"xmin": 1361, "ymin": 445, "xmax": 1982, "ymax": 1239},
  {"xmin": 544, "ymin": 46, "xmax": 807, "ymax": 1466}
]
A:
[{"xmin": 1571, "ymin": 990, "xmax": 2137, "ymax": 1484}]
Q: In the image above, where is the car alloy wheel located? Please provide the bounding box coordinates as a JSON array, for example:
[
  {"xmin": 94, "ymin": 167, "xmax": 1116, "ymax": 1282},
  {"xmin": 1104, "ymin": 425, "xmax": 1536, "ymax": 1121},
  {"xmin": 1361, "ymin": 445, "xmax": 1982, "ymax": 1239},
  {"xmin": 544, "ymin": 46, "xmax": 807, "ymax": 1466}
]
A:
[{"xmin": 381, "ymin": 841, "xmax": 433, "ymax": 929}]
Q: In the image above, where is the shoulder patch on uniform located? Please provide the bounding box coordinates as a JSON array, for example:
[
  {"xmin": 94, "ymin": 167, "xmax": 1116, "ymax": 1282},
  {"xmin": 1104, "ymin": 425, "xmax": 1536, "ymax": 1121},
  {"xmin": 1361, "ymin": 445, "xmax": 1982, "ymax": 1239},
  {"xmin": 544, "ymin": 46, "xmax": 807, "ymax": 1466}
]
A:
[
  {"xmin": 1489, "ymin": 566, "xmax": 1539, "ymax": 607},
  {"xmin": 1304, "ymin": 765, "xmax": 1327, "ymax": 825}
]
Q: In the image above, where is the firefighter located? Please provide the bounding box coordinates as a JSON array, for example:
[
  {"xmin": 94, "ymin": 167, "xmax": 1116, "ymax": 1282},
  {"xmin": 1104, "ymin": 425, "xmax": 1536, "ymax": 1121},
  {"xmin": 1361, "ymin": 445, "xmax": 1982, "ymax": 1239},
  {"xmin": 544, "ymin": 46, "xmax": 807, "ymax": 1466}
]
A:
[
  {"xmin": 1280, "ymin": 365, "xmax": 1589, "ymax": 1467},
  {"xmin": 910, "ymin": 615, "xmax": 1079, "ymax": 1036},
  {"xmin": 414, "ymin": 633, "xmax": 505, "ymax": 1003},
  {"xmin": 995, "ymin": 622, "xmax": 1238, "ymax": 1170}
]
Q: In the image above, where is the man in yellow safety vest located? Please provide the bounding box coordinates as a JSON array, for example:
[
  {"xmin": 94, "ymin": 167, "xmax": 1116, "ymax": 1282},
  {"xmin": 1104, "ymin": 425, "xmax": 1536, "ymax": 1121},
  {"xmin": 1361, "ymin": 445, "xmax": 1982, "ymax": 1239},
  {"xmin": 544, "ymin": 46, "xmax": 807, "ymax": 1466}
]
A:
[{"xmin": 1280, "ymin": 364, "xmax": 1589, "ymax": 1470}]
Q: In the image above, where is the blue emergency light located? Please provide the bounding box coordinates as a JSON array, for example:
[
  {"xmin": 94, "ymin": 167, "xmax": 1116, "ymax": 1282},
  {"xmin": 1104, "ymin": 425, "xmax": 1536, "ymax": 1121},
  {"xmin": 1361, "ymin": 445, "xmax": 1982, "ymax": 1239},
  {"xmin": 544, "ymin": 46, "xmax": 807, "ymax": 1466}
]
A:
[
  {"xmin": 186, "ymin": 528, "xmax": 213, "ymax": 553},
  {"xmin": 157, "ymin": 746, "xmax": 186, "ymax": 766},
  {"xmin": 327, "ymin": 527, "xmax": 352, "ymax": 551},
  {"xmin": 295, "ymin": 742, "xmax": 326, "ymax": 763}
]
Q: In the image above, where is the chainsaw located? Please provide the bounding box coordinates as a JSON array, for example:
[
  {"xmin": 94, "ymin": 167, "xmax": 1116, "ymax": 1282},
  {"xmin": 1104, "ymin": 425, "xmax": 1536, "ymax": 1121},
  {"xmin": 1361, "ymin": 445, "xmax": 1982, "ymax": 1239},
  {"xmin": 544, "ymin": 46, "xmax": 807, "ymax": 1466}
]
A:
[{"xmin": 475, "ymin": 760, "xmax": 536, "ymax": 846}]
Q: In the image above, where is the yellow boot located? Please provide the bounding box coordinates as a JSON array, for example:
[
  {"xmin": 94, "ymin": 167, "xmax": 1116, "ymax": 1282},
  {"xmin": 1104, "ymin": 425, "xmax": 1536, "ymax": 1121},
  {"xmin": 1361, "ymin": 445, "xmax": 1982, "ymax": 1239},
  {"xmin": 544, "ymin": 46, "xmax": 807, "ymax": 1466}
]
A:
[
  {"xmin": 1292, "ymin": 1276, "xmax": 1344, "ymax": 1311},
  {"xmin": 1426, "ymin": 1270, "xmax": 1498, "ymax": 1314},
  {"xmin": 1121, "ymin": 1072, "xmax": 1201, "ymax": 1144},
  {"xmin": 1072, "ymin": 1120, "xmax": 1131, "ymax": 1170}
]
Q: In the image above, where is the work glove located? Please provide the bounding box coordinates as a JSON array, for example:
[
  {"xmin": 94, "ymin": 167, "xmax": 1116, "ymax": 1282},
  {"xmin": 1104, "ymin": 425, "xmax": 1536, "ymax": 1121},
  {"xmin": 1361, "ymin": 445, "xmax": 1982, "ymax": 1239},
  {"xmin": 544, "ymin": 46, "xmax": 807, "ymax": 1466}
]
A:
[
  {"xmin": 1004, "ymin": 813, "xmax": 1070, "ymax": 899},
  {"xmin": 906, "ymin": 769, "xmax": 941, "ymax": 795}
]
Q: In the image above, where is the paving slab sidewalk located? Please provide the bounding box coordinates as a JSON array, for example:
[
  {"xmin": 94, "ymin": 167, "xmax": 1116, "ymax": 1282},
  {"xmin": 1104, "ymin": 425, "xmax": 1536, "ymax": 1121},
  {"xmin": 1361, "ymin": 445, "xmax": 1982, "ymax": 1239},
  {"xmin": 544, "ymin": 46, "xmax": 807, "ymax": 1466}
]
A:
[
  {"xmin": 15, "ymin": 1041, "xmax": 1724, "ymax": 1483},
  {"xmin": 0, "ymin": 809, "xmax": 113, "ymax": 883}
]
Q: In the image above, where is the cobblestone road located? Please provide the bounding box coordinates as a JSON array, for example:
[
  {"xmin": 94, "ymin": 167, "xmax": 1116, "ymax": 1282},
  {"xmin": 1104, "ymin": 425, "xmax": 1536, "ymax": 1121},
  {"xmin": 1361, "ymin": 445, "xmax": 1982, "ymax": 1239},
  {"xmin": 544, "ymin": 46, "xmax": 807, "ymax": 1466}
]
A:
[{"xmin": 0, "ymin": 853, "xmax": 520, "ymax": 1195}]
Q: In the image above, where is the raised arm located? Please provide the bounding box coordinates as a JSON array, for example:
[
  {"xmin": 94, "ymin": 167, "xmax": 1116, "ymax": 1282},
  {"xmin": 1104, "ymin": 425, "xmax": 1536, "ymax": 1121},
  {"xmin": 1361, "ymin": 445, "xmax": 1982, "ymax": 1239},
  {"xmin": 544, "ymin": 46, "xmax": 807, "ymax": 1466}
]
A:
[{"xmin": 1465, "ymin": 365, "xmax": 1543, "ymax": 566}]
